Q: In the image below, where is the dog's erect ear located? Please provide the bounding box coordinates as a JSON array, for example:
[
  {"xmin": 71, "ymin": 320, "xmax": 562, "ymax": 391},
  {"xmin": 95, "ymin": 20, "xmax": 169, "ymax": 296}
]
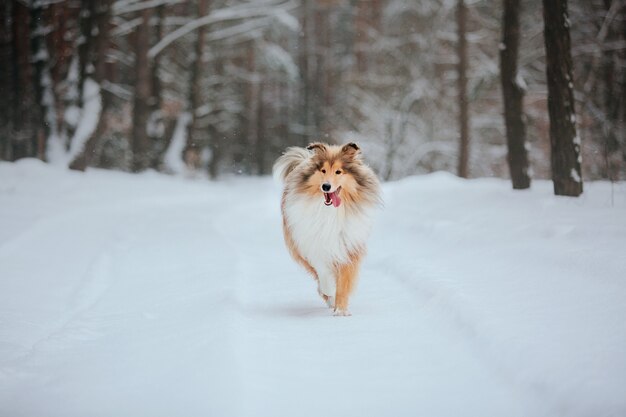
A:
[
  {"xmin": 341, "ymin": 142, "xmax": 360, "ymax": 158},
  {"xmin": 306, "ymin": 142, "xmax": 327, "ymax": 153}
]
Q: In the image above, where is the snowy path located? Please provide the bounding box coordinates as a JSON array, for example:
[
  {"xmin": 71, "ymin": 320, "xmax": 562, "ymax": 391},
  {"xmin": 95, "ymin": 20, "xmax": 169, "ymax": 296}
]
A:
[{"xmin": 1, "ymin": 160, "xmax": 625, "ymax": 417}]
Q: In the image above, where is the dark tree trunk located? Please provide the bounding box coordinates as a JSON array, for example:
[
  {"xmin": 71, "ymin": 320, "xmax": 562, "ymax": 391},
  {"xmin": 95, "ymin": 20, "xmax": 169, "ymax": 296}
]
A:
[
  {"xmin": 0, "ymin": 0, "xmax": 14, "ymax": 160},
  {"xmin": 500, "ymin": 0, "xmax": 530, "ymax": 189},
  {"xmin": 256, "ymin": 83, "xmax": 267, "ymax": 175},
  {"xmin": 10, "ymin": 2, "xmax": 34, "ymax": 161},
  {"xmin": 48, "ymin": 3, "xmax": 76, "ymax": 102},
  {"xmin": 132, "ymin": 8, "xmax": 152, "ymax": 172},
  {"xmin": 30, "ymin": 2, "xmax": 51, "ymax": 160},
  {"xmin": 151, "ymin": 5, "xmax": 164, "ymax": 115},
  {"xmin": 208, "ymin": 57, "xmax": 223, "ymax": 179},
  {"xmin": 185, "ymin": 0, "xmax": 207, "ymax": 171},
  {"xmin": 542, "ymin": 0, "xmax": 582, "ymax": 196},
  {"xmin": 599, "ymin": 0, "xmax": 621, "ymax": 180},
  {"xmin": 622, "ymin": 4, "xmax": 626, "ymax": 167},
  {"xmin": 298, "ymin": 0, "xmax": 315, "ymax": 147},
  {"xmin": 77, "ymin": 0, "xmax": 95, "ymax": 109},
  {"xmin": 313, "ymin": 8, "xmax": 324, "ymax": 134},
  {"xmin": 457, "ymin": 0, "xmax": 470, "ymax": 178},
  {"xmin": 148, "ymin": 4, "xmax": 165, "ymax": 169},
  {"xmin": 69, "ymin": 0, "xmax": 112, "ymax": 171},
  {"xmin": 354, "ymin": 0, "xmax": 367, "ymax": 74},
  {"xmin": 246, "ymin": 43, "xmax": 259, "ymax": 172}
]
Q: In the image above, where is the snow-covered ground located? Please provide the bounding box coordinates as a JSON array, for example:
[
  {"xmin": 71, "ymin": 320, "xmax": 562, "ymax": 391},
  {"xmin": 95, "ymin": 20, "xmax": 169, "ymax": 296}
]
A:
[{"xmin": 1, "ymin": 159, "xmax": 625, "ymax": 417}]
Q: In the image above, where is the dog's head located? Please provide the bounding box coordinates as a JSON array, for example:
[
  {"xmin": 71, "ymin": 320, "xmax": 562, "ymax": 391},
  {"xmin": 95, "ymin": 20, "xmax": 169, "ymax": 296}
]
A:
[{"xmin": 302, "ymin": 142, "xmax": 362, "ymax": 208}]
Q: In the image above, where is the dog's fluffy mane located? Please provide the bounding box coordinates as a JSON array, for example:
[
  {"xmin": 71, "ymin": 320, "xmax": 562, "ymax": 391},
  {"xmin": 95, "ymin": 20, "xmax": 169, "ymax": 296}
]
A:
[{"xmin": 273, "ymin": 142, "xmax": 381, "ymax": 209}]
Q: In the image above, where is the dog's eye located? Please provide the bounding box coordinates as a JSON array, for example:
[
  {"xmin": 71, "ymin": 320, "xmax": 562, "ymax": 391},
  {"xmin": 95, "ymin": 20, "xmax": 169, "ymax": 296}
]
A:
[
  {"xmin": 321, "ymin": 169, "xmax": 326, "ymax": 173},
  {"xmin": 335, "ymin": 170, "xmax": 342, "ymax": 175}
]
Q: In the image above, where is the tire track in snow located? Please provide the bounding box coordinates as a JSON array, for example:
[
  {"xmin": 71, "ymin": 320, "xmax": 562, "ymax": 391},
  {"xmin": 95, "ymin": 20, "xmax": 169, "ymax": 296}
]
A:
[
  {"xmin": 4, "ymin": 252, "xmax": 114, "ymax": 367},
  {"xmin": 0, "ymin": 195, "xmax": 221, "ymax": 365},
  {"xmin": 373, "ymin": 251, "xmax": 556, "ymax": 416}
]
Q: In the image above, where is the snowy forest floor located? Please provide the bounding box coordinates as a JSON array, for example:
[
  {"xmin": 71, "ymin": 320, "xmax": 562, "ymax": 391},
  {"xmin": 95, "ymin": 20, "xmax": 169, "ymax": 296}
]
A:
[{"xmin": 0, "ymin": 159, "xmax": 625, "ymax": 417}]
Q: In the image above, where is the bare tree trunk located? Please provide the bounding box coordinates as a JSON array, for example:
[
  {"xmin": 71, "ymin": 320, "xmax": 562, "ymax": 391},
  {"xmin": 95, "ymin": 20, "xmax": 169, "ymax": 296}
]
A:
[
  {"xmin": 247, "ymin": 43, "xmax": 260, "ymax": 171},
  {"xmin": 48, "ymin": 2, "xmax": 75, "ymax": 122},
  {"xmin": 69, "ymin": 0, "xmax": 112, "ymax": 171},
  {"xmin": 208, "ymin": 57, "xmax": 223, "ymax": 179},
  {"xmin": 77, "ymin": 1, "xmax": 95, "ymax": 109},
  {"xmin": 318, "ymin": 7, "xmax": 331, "ymax": 111},
  {"xmin": 279, "ymin": 77, "xmax": 290, "ymax": 158},
  {"xmin": 599, "ymin": 0, "xmax": 621, "ymax": 180},
  {"xmin": 132, "ymin": 8, "xmax": 152, "ymax": 172},
  {"xmin": 354, "ymin": 0, "xmax": 367, "ymax": 74},
  {"xmin": 500, "ymin": 0, "xmax": 530, "ymax": 189},
  {"xmin": 0, "ymin": 0, "xmax": 14, "ymax": 160},
  {"xmin": 151, "ymin": 5, "xmax": 164, "ymax": 115},
  {"xmin": 457, "ymin": 0, "xmax": 470, "ymax": 178},
  {"xmin": 185, "ymin": 0, "xmax": 207, "ymax": 171},
  {"xmin": 9, "ymin": 1, "xmax": 34, "ymax": 160},
  {"xmin": 30, "ymin": 2, "xmax": 55, "ymax": 160},
  {"xmin": 148, "ymin": 4, "xmax": 166, "ymax": 169},
  {"xmin": 622, "ymin": 4, "xmax": 626, "ymax": 169},
  {"xmin": 256, "ymin": 82, "xmax": 267, "ymax": 175},
  {"xmin": 542, "ymin": 0, "xmax": 582, "ymax": 196},
  {"xmin": 313, "ymin": 8, "xmax": 325, "ymax": 134},
  {"xmin": 298, "ymin": 0, "xmax": 316, "ymax": 146}
]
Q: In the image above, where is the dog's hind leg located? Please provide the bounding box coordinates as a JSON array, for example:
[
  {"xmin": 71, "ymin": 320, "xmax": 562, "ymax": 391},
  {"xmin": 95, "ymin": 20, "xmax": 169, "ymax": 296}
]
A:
[{"xmin": 333, "ymin": 257, "xmax": 361, "ymax": 316}]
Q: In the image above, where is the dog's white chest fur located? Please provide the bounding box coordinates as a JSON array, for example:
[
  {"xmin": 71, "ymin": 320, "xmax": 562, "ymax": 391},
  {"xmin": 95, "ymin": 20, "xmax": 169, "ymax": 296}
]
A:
[{"xmin": 284, "ymin": 193, "xmax": 371, "ymax": 295}]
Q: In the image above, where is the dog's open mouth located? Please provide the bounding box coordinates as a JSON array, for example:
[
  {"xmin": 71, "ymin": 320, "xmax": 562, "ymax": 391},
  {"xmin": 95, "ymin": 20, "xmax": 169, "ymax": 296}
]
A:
[{"xmin": 323, "ymin": 186, "xmax": 342, "ymax": 208}]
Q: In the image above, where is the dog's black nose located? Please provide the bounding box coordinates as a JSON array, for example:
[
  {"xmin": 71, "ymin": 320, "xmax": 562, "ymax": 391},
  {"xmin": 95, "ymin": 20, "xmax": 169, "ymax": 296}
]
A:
[{"xmin": 322, "ymin": 183, "xmax": 331, "ymax": 192}]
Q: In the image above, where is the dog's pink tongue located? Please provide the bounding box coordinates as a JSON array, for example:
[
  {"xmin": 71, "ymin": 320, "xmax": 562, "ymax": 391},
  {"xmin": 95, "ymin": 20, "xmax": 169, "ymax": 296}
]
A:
[{"xmin": 331, "ymin": 191, "xmax": 342, "ymax": 207}]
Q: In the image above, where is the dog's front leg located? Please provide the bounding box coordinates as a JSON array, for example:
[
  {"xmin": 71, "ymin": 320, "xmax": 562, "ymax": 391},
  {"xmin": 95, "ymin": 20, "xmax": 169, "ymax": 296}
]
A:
[
  {"xmin": 316, "ymin": 266, "xmax": 336, "ymax": 308},
  {"xmin": 333, "ymin": 260, "xmax": 360, "ymax": 316}
]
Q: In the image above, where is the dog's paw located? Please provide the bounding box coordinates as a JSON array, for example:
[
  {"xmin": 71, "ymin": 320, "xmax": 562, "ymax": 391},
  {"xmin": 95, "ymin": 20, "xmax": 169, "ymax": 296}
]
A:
[
  {"xmin": 325, "ymin": 296, "xmax": 335, "ymax": 309},
  {"xmin": 333, "ymin": 308, "xmax": 351, "ymax": 317}
]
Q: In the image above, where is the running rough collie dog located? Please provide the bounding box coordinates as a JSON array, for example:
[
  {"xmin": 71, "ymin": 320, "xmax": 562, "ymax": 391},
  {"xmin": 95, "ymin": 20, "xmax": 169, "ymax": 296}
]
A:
[{"xmin": 273, "ymin": 142, "xmax": 381, "ymax": 316}]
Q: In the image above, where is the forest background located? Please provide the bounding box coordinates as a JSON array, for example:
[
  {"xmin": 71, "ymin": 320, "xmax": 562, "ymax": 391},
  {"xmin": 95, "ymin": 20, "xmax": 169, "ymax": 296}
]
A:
[{"xmin": 0, "ymin": 0, "xmax": 624, "ymax": 190}]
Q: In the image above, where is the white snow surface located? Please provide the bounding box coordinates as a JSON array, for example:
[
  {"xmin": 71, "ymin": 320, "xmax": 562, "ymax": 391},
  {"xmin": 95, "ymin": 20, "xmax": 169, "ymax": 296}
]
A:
[{"xmin": 0, "ymin": 160, "xmax": 625, "ymax": 417}]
